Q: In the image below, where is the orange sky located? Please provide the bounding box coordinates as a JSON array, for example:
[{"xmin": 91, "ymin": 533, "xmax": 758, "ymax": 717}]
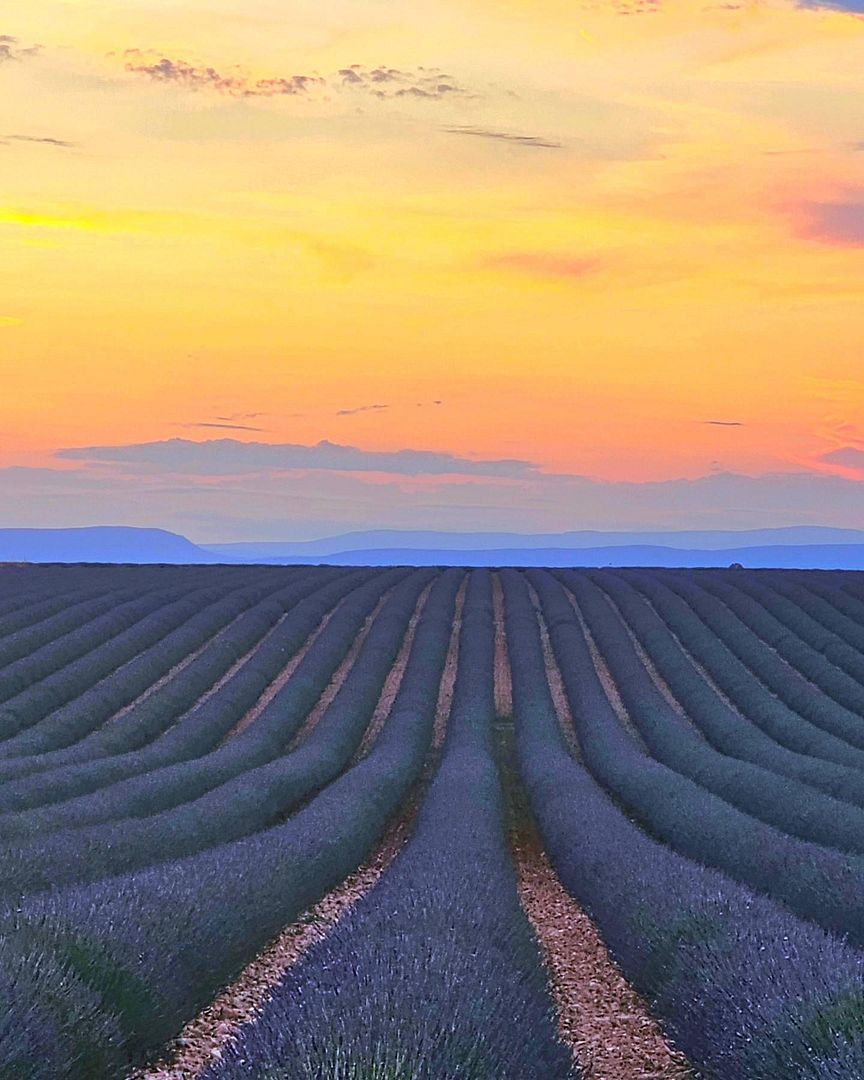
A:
[{"xmin": 2, "ymin": 0, "xmax": 864, "ymax": 537}]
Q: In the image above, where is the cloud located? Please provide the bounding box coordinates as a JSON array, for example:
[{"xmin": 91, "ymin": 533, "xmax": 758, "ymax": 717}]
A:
[
  {"xmin": 609, "ymin": 0, "xmax": 663, "ymax": 13},
  {"xmin": 819, "ymin": 447, "xmax": 864, "ymax": 470},
  {"xmin": 796, "ymin": 1, "xmax": 864, "ymax": 12},
  {"xmin": 6, "ymin": 464, "xmax": 864, "ymax": 542},
  {"xmin": 444, "ymin": 126, "xmax": 563, "ymax": 150},
  {"xmin": 4, "ymin": 135, "xmax": 76, "ymax": 149},
  {"xmin": 804, "ymin": 200, "xmax": 864, "ymax": 246},
  {"xmin": 489, "ymin": 252, "xmax": 603, "ymax": 280},
  {"xmin": 180, "ymin": 422, "xmax": 267, "ymax": 432},
  {"xmin": 0, "ymin": 35, "xmax": 40, "ymax": 62},
  {"xmin": 56, "ymin": 438, "xmax": 537, "ymax": 478},
  {"xmin": 336, "ymin": 401, "xmax": 443, "ymax": 415},
  {"xmin": 123, "ymin": 52, "xmax": 324, "ymax": 97},
  {"xmin": 335, "ymin": 404, "xmax": 390, "ymax": 416},
  {"xmin": 123, "ymin": 53, "xmax": 468, "ymax": 102},
  {"xmin": 338, "ymin": 65, "xmax": 466, "ymax": 100},
  {"xmin": 703, "ymin": 420, "xmax": 744, "ymax": 427}
]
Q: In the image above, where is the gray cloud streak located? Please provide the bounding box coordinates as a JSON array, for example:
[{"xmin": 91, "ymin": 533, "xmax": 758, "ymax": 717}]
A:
[
  {"xmin": 0, "ymin": 35, "xmax": 40, "ymax": 62},
  {"xmin": 56, "ymin": 438, "xmax": 538, "ymax": 478},
  {"xmin": 5, "ymin": 134, "xmax": 76, "ymax": 148},
  {"xmin": 124, "ymin": 53, "xmax": 468, "ymax": 101},
  {"xmin": 444, "ymin": 126, "xmax": 563, "ymax": 149},
  {"xmin": 181, "ymin": 422, "xmax": 267, "ymax": 432},
  {"xmin": 335, "ymin": 404, "xmax": 390, "ymax": 416}
]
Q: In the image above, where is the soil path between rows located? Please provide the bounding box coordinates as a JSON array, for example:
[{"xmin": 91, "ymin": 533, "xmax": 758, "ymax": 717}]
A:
[
  {"xmin": 513, "ymin": 834, "xmax": 692, "ymax": 1080},
  {"xmin": 496, "ymin": 572, "xmax": 692, "ymax": 1080}
]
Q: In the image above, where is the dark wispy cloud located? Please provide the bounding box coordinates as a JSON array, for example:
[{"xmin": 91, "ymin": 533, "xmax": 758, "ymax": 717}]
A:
[
  {"xmin": 703, "ymin": 420, "xmax": 744, "ymax": 427},
  {"xmin": 337, "ymin": 401, "xmax": 443, "ymax": 416},
  {"xmin": 0, "ymin": 35, "xmax": 40, "ymax": 63},
  {"xmin": 337, "ymin": 65, "xmax": 466, "ymax": 100},
  {"xmin": 804, "ymin": 199, "xmax": 864, "ymax": 246},
  {"xmin": 488, "ymin": 252, "xmax": 603, "ymax": 280},
  {"xmin": 444, "ymin": 126, "xmax": 563, "ymax": 150},
  {"xmin": 608, "ymin": 0, "xmax": 663, "ymax": 13},
  {"xmin": 181, "ymin": 422, "xmax": 266, "ymax": 432},
  {"xmin": 123, "ymin": 53, "xmax": 467, "ymax": 102},
  {"xmin": 56, "ymin": 438, "xmax": 537, "ymax": 478},
  {"xmin": 4, "ymin": 134, "xmax": 75, "ymax": 148},
  {"xmin": 123, "ymin": 52, "xmax": 323, "ymax": 96},
  {"xmin": 216, "ymin": 412, "xmax": 269, "ymax": 423},
  {"xmin": 335, "ymin": 404, "xmax": 390, "ymax": 417}
]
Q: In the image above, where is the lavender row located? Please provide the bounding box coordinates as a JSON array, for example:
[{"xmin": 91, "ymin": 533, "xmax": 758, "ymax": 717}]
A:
[
  {"xmin": 0, "ymin": 570, "xmax": 462, "ymax": 1077},
  {"xmin": 0, "ymin": 568, "xmax": 421, "ymax": 850},
  {"xmin": 503, "ymin": 567, "xmax": 864, "ymax": 1080},
  {"xmin": 658, "ymin": 571, "xmax": 864, "ymax": 753},
  {"xmin": 766, "ymin": 571, "xmax": 864, "ymax": 664},
  {"xmin": 622, "ymin": 569, "xmax": 864, "ymax": 771},
  {"xmin": 0, "ymin": 579, "xmax": 163, "ymax": 669},
  {"xmin": 531, "ymin": 569, "xmax": 864, "ymax": 945},
  {"xmin": 590, "ymin": 569, "xmax": 864, "ymax": 810},
  {"xmin": 700, "ymin": 571, "xmax": 864, "ymax": 708},
  {"xmin": 0, "ymin": 569, "xmax": 299, "ymax": 761},
  {"xmin": 0, "ymin": 571, "xmax": 334, "ymax": 788},
  {"xmin": 0, "ymin": 570, "xmax": 396, "ymax": 883},
  {"xmin": 0, "ymin": 565, "xmax": 209, "ymax": 649},
  {"xmin": 567, "ymin": 570, "xmax": 864, "ymax": 853},
  {"xmin": 0, "ymin": 577, "xmax": 227, "ymax": 743},
  {"xmin": 206, "ymin": 569, "xmax": 574, "ymax": 1080}
]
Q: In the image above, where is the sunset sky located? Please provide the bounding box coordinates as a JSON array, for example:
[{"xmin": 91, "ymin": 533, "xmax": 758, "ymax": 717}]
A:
[{"xmin": 2, "ymin": 0, "xmax": 864, "ymax": 540}]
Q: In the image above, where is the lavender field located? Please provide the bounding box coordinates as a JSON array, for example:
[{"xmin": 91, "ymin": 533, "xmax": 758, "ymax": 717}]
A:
[{"xmin": 3, "ymin": 562, "xmax": 864, "ymax": 1078}]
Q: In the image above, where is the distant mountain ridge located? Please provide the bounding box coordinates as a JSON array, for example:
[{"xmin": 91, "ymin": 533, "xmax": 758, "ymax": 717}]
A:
[
  {"xmin": 3, "ymin": 526, "xmax": 864, "ymax": 568},
  {"xmin": 250, "ymin": 543, "xmax": 864, "ymax": 570},
  {"xmin": 0, "ymin": 527, "xmax": 224, "ymax": 564},
  {"xmin": 207, "ymin": 526, "xmax": 864, "ymax": 559}
]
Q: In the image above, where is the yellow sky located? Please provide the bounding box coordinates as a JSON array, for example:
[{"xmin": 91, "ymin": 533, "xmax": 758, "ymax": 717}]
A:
[{"xmin": 2, "ymin": 0, "xmax": 863, "ymax": 491}]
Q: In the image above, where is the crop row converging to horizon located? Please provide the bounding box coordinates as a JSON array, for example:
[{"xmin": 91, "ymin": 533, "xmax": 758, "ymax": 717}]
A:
[{"xmin": 3, "ymin": 560, "xmax": 864, "ymax": 1077}]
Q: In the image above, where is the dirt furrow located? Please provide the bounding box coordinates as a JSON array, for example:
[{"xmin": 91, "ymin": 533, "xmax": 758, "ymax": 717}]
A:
[
  {"xmin": 492, "ymin": 572, "xmax": 513, "ymax": 719},
  {"xmin": 525, "ymin": 578, "xmax": 581, "ymax": 760},
  {"xmin": 431, "ymin": 576, "xmax": 466, "ymax": 754},
  {"xmin": 635, "ymin": 588, "xmax": 766, "ymax": 719},
  {"xmin": 514, "ymin": 833, "xmax": 692, "ymax": 1080},
  {"xmin": 515, "ymin": 585, "xmax": 692, "ymax": 1078},
  {"xmin": 284, "ymin": 588, "xmax": 395, "ymax": 753},
  {"xmin": 598, "ymin": 589, "xmax": 698, "ymax": 729},
  {"xmin": 354, "ymin": 581, "xmax": 434, "ymax": 760},
  {"xmin": 108, "ymin": 609, "xmax": 254, "ymax": 729},
  {"xmin": 191, "ymin": 616, "xmax": 289, "ymax": 716},
  {"xmin": 559, "ymin": 582, "xmax": 650, "ymax": 752},
  {"xmin": 220, "ymin": 601, "xmax": 343, "ymax": 744}
]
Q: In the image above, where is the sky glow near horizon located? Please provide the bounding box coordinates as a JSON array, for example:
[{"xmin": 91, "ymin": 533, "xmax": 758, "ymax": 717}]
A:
[{"xmin": 2, "ymin": 0, "xmax": 864, "ymax": 540}]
